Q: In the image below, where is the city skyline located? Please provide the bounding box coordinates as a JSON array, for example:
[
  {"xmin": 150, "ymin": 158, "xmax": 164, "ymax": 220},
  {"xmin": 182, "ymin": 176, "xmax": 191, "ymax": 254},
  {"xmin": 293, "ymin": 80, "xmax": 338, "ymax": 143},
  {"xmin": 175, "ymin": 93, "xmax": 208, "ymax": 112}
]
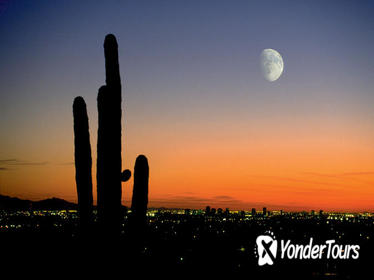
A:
[{"xmin": 1, "ymin": 1, "xmax": 374, "ymax": 211}]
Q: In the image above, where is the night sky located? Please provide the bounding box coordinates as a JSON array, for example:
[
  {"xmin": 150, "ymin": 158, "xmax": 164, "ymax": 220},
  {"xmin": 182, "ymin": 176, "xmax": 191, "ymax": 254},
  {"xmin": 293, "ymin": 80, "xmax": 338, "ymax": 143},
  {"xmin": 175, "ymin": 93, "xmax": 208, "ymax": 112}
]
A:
[{"xmin": 1, "ymin": 0, "xmax": 374, "ymax": 211}]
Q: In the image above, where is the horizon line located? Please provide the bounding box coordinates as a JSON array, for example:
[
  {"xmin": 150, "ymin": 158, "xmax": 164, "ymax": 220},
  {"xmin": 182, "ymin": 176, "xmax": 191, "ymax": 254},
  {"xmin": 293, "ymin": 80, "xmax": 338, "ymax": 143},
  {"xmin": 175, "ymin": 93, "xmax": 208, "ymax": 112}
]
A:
[{"xmin": 1, "ymin": 193, "xmax": 373, "ymax": 213}]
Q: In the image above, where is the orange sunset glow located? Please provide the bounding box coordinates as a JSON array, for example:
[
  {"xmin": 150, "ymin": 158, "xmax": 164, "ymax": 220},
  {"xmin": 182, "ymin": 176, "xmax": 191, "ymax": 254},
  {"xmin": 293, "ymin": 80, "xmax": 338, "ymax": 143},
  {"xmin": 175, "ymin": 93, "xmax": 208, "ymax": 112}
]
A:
[{"xmin": 2, "ymin": 104, "xmax": 374, "ymax": 212}]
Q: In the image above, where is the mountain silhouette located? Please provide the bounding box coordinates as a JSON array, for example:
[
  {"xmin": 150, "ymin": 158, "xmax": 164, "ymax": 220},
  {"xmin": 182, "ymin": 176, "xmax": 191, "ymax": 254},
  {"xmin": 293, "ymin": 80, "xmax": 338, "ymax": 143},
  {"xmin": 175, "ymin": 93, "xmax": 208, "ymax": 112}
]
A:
[{"xmin": 0, "ymin": 194, "xmax": 77, "ymax": 210}]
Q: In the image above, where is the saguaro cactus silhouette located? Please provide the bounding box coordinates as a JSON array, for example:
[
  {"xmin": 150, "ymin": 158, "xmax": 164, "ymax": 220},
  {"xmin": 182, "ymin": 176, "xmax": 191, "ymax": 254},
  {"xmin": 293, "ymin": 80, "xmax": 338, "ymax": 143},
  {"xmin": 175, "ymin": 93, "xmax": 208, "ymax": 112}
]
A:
[
  {"xmin": 73, "ymin": 34, "xmax": 149, "ymax": 240},
  {"xmin": 97, "ymin": 34, "xmax": 129, "ymax": 236},
  {"xmin": 131, "ymin": 155, "xmax": 149, "ymax": 227},
  {"xmin": 73, "ymin": 96, "xmax": 93, "ymax": 232}
]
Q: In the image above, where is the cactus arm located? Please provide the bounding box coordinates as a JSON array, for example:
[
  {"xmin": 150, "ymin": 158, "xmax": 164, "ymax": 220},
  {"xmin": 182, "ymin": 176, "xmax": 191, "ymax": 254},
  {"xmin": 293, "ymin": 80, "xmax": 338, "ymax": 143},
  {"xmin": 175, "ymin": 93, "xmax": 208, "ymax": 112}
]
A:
[
  {"xmin": 131, "ymin": 155, "xmax": 149, "ymax": 225},
  {"xmin": 73, "ymin": 96, "xmax": 93, "ymax": 232}
]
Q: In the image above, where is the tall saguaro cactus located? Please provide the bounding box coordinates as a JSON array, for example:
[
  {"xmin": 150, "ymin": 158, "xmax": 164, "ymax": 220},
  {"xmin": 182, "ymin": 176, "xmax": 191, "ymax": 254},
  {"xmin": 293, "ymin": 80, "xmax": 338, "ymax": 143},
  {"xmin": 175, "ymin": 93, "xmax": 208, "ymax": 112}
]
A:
[
  {"xmin": 97, "ymin": 34, "xmax": 126, "ymax": 236},
  {"xmin": 73, "ymin": 34, "xmax": 149, "ymax": 241},
  {"xmin": 73, "ymin": 96, "xmax": 93, "ymax": 232}
]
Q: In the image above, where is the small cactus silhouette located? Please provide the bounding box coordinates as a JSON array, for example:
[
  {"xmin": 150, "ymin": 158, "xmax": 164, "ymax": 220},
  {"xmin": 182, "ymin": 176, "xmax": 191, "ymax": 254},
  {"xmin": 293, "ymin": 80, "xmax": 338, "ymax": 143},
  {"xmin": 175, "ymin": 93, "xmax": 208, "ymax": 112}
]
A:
[{"xmin": 131, "ymin": 155, "xmax": 149, "ymax": 226}]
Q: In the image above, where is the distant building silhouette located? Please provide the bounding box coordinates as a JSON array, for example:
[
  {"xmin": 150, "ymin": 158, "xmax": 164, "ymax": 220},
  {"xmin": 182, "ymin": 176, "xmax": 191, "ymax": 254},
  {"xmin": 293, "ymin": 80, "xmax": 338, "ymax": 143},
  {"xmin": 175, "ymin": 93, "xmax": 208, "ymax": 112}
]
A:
[
  {"xmin": 251, "ymin": 208, "xmax": 256, "ymax": 216},
  {"xmin": 263, "ymin": 207, "xmax": 267, "ymax": 216}
]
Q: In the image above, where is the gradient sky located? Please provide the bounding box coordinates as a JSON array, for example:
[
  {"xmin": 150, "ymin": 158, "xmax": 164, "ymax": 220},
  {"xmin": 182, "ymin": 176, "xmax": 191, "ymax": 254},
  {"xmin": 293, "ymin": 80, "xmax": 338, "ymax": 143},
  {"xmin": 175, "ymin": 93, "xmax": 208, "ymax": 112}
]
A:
[{"xmin": 1, "ymin": 0, "xmax": 374, "ymax": 211}]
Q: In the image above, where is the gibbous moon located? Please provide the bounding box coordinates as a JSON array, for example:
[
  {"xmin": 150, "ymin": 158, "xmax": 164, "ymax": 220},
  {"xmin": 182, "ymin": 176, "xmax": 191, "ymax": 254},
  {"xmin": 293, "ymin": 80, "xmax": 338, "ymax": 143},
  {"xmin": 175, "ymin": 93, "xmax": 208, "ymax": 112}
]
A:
[{"xmin": 261, "ymin": 48, "xmax": 284, "ymax": 82}]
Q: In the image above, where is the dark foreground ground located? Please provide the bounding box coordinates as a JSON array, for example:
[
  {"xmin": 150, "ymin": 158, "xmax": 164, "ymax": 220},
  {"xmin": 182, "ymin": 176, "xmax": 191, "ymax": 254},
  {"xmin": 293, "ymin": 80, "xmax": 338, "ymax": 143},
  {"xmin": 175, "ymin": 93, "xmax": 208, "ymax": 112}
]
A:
[{"xmin": 0, "ymin": 210, "xmax": 373, "ymax": 279}]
